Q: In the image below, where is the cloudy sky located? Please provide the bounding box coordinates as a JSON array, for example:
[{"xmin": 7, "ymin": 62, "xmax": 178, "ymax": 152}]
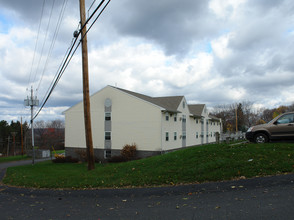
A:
[{"xmin": 0, "ymin": 0, "xmax": 294, "ymax": 123}]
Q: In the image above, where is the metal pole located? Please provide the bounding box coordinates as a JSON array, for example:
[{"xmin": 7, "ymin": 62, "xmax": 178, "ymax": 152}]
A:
[
  {"xmin": 21, "ymin": 117, "xmax": 24, "ymax": 156},
  {"xmin": 79, "ymin": 0, "xmax": 95, "ymax": 170},
  {"xmin": 31, "ymin": 86, "xmax": 35, "ymax": 165}
]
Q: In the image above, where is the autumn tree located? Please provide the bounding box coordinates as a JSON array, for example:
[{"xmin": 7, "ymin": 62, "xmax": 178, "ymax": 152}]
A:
[{"xmin": 32, "ymin": 119, "xmax": 64, "ymax": 150}]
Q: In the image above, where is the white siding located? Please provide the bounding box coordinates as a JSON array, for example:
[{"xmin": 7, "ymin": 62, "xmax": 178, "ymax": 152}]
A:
[
  {"xmin": 65, "ymin": 86, "xmax": 162, "ymax": 152},
  {"xmin": 161, "ymin": 112, "xmax": 182, "ymax": 151},
  {"xmin": 65, "ymin": 86, "xmax": 222, "ymax": 156}
]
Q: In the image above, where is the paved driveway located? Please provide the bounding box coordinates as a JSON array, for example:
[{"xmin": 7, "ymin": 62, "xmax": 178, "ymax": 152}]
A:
[{"xmin": 0, "ymin": 160, "xmax": 293, "ymax": 219}]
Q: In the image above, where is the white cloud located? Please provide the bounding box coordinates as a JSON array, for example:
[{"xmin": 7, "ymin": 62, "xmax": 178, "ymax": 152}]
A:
[
  {"xmin": 211, "ymin": 33, "xmax": 234, "ymax": 59},
  {"xmin": 209, "ymin": 0, "xmax": 247, "ymax": 19},
  {"xmin": 1, "ymin": 0, "xmax": 294, "ymax": 122}
]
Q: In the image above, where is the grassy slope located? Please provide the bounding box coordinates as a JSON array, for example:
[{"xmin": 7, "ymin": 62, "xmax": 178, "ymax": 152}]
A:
[
  {"xmin": 3, "ymin": 142, "xmax": 294, "ymax": 189},
  {"xmin": 0, "ymin": 155, "xmax": 30, "ymax": 163}
]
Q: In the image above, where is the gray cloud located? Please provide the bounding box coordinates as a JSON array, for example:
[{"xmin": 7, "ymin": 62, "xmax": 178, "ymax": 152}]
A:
[
  {"xmin": 1, "ymin": 0, "xmax": 294, "ymax": 122},
  {"xmin": 109, "ymin": 0, "xmax": 221, "ymax": 56}
]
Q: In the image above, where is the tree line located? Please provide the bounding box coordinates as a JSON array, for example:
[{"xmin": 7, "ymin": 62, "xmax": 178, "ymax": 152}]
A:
[
  {"xmin": 0, "ymin": 119, "xmax": 64, "ymax": 156},
  {"xmin": 212, "ymin": 101, "xmax": 294, "ymax": 133}
]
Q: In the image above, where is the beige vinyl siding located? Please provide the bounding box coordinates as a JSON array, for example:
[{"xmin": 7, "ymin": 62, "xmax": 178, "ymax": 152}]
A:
[{"xmin": 65, "ymin": 86, "xmax": 162, "ymax": 152}]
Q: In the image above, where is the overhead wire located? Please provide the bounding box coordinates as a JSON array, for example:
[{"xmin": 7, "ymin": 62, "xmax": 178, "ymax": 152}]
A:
[
  {"xmin": 88, "ymin": 0, "xmax": 97, "ymax": 19},
  {"xmin": 27, "ymin": 0, "xmax": 46, "ymax": 86},
  {"xmin": 32, "ymin": 0, "xmax": 56, "ymax": 86},
  {"xmin": 37, "ymin": 0, "xmax": 68, "ymax": 93},
  {"xmin": 33, "ymin": 0, "xmax": 111, "ymax": 120}
]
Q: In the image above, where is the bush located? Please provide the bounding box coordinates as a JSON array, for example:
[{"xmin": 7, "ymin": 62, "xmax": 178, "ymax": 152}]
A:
[
  {"xmin": 74, "ymin": 149, "xmax": 101, "ymax": 163},
  {"xmin": 52, "ymin": 156, "xmax": 79, "ymax": 163},
  {"xmin": 121, "ymin": 143, "xmax": 137, "ymax": 161},
  {"xmin": 75, "ymin": 149, "xmax": 87, "ymax": 161}
]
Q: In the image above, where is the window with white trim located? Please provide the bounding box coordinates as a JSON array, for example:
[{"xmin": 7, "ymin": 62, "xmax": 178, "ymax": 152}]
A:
[
  {"xmin": 174, "ymin": 132, "xmax": 177, "ymax": 140},
  {"xmin": 105, "ymin": 132, "xmax": 111, "ymax": 140},
  {"xmin": 165, "ymin": 113, "xmax": 169, "ymax": 121},
  {"xmin": 104, "ymin": 150, "xmax": 111, "ymax": 158},
  {"xmin": 182, "ymin": 131, "xmax": 186, "ymax": 140},
  {"xmin": 166, "ymin": 132, "xmax": 169, "ymax": 141},
  {"xmin": 105, "ymin": 112, "xmax": 111, "ymax": 121}
]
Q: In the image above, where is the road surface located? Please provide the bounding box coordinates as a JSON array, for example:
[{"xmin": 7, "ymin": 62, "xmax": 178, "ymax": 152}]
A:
[{"xmin": 0, "ymin": 160, "xmax": 293, "ymax": 219}]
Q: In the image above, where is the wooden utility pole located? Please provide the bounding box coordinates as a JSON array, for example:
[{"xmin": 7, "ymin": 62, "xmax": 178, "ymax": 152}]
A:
[
  {"xmin": 11, "ymin": 132, "xmax": 17, "ymax": 156},
  {"xmin": 79, "ymin": 0, "xmax": 95, "ymax": 170},
  {"xmin": 235, "ymin": 106, "xmax": 238, "ymax": 132},
  {"xmin": 7, "ymin": 136, "xmax": 10, "ymax": 156}
]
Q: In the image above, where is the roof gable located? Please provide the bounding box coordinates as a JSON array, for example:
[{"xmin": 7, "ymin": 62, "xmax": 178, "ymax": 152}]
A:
[{"xmin": 188, "ymin": 104, "xmax": 205, "ymax": 117}]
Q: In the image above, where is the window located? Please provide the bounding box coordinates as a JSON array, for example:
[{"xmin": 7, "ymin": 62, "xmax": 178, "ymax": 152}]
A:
[
  {"xmin": 174, "ymin": 115, "xmax": 177, "ymax": 122},
  {"xmin": 174, "ymin": 132, "xmax": 177, "ymax": 140},
  {"xmin": 182, "ymin": 131, "xmax": 186, "ymax": 140},
  {"xmin": 104, "ymin": 150, "xmax": 111, "ymax": 159},
  {"xmin": 196, "ymin": 132, "xmax": 199, "ymax": 139},
  {"xmin": 182, "ymin": 115, "xmax": 186, "ymax": 122},
  {"xmin": 165, "ymin": 113, "xmax": 169, "ymax": 121},
  {"xmin": 196, "ymin": 119, "xmax": 198, "ymax": 124},
  {"xmin": 105, "ymin": 112, "xmax": 111, "ymax": 121},
  {"xmin": 105, "ymin": 132, "xmax": 111, "ymax": 140},
  {"xmin": 183, "ymin": 101, "xmax": 185, "ymax": 108},
  {"xmin": 277, "ymin": 113, "xmax": 294, "ymax": 124},
  {"xmin": 166, "ymin": 132, "xmax": 169, "ymax": 141}
]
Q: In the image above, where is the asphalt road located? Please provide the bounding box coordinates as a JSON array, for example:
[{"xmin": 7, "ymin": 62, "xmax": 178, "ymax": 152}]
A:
[{"xmin": 0, "ymin": 161, "xmax": 294, "ymax": 220}]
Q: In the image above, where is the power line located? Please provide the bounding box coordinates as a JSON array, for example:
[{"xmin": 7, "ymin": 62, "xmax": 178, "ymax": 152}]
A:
[
  {"xmin": 28, "ymin": 0, "xmax": 46, "ymax": 86},
  {"xmin": 33, "ymin": 0, "xmax": 111, "ymax": 120},
  {"xmin": 88, "ymin": 0, "xmax": 98, "ymax": 19},
  {"xmin": 37, "ymin": 0, "xmax": 68, "ymax": 93},
  {"xmin": 32, "ymin": 0, "xmax": 56, "ymax": 85}
]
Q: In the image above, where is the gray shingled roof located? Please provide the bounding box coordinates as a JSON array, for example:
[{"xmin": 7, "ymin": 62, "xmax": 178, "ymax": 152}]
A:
[
  {"xmin": 208, "ymin": 114, "xmax": 221, "ymax": 121},
  {"xmin": 112, "ymin": 86, "xmax": 183, "ymax": 112},
  {"xmin": 188, "ymin": 104, "xmax": 205, "ymax": 117}
]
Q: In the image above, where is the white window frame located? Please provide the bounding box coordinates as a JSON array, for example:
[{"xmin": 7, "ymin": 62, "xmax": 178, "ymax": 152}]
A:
[
  {"xmin": 105, "ymin": 131, "xmax": 111, "ymax": 140},
  {"xmin": 166, "ymin": 132, "xmax": 169, "ymax": 141}
]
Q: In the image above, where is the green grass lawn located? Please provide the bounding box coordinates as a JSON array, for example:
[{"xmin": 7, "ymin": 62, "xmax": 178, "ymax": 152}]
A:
[
  {"xmin": 2, "ymin": 142, "xmax": 294, "ymax": 189},
  {"xmin": 0, "ymin": 155, "xmax": 31, "ymax": 163}
]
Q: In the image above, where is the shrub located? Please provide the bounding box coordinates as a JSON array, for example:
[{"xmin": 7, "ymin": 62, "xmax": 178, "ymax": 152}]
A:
[
  {"xmin": 121, "ymin": 143, "xmax": 137, "ymax": 161},
  {"xmin": 75, "ymin": 149, "xmax": 87, "ymax": 161},
  {"xmin": 74, "ymin": 149, "xmax": 101, "ymax": 163},
  {"xmin": 52, "ymin": 156, "xmax": 79, "ymax": 163}
]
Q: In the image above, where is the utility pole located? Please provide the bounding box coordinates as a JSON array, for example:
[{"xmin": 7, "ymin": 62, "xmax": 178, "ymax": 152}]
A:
[
  {"xmin": 7, "ymin": 136, "xmax": 10, "ymax": 156},
  {"xmin": 21, "ymin": 117, "xmax": 24, "ymax": 156},
  {"xmin": 11, "ymin": 132, "xmax": 17, "ymax": 156},
  {"xmin": 79, "ymin": 0, "xmax": 95, "ymax": 170},
  {"xmin": 24, "ymin": 86, "xmax": 39, "ymax": 165},
  {"xmin": 235, "ymin": 106, "xmax": 238, "ymax": 133}
]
